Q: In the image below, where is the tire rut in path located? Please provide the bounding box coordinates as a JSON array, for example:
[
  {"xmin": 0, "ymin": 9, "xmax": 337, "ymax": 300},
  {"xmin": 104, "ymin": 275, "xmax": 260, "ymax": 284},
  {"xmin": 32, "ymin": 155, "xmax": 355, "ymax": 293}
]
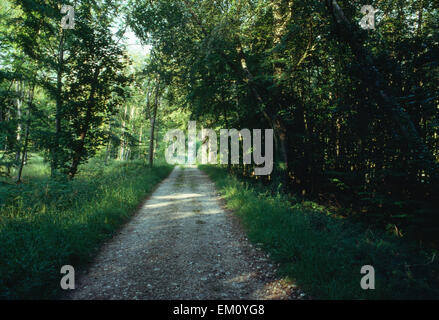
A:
[{"xmin": 69, "ymin": 166, "xmax": 301, "ymax": 300}]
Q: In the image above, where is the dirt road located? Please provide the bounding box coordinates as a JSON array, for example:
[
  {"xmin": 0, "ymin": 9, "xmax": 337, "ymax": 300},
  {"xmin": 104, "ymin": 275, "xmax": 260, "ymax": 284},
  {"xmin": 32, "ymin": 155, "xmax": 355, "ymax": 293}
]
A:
[{"xmin": 69, "ymin": 166, "xmax": 300, "ymax": 300}]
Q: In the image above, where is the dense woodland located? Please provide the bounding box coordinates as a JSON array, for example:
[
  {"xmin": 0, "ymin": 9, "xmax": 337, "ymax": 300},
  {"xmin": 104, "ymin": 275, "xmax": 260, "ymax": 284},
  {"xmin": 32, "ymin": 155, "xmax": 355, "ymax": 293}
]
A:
[
  {"xmin": 128, "ymin": 0, "xmax": 439, "ymax": 244},
  {"xmin": 0, "ymin": 0, "xmax": 184, "ymax": 182},
  {"xmin": 0, "ymin": 0, "xmax": 439, "ymax": 299},
  {"xmin": 1, "ymin": 0, "xmax": 439, "ymax": 240}
]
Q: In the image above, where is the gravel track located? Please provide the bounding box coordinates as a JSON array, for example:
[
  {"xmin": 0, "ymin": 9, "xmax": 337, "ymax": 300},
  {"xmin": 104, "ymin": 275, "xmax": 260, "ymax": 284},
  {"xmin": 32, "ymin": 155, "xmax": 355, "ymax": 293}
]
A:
[{"xmin": 68, "ymin": 166, "xmax": 301, "ymax": 300}]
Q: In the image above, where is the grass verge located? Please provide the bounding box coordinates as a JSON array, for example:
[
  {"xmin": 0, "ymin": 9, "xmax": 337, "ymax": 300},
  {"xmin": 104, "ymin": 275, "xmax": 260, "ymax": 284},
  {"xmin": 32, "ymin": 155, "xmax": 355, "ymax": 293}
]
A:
[
  {"xmin": 0, "ymin": 160, "xmax": 173, "ymax": 299},
  {"xmin": 200, "ymin": 165, "xmax": 439, "ymax": 299}
]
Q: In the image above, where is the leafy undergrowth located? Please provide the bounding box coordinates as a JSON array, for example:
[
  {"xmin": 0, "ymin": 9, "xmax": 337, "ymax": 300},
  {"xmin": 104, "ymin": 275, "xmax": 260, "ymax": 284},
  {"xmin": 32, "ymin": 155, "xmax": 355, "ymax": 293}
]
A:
[
  {"xmin": 0, "ymin": 160, "xmax": 173, "ymax": 299},
  {"xmin": 200, "ymin": 165, "xmax": 439, "ymax": 300}
]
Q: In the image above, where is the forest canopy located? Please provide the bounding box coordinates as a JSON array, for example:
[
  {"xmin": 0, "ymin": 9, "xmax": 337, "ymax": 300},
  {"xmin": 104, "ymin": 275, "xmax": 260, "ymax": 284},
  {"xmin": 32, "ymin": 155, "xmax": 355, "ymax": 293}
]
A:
[{"xmin": 127, "ymin": 0, "xmax": 439, "ymax": 242}]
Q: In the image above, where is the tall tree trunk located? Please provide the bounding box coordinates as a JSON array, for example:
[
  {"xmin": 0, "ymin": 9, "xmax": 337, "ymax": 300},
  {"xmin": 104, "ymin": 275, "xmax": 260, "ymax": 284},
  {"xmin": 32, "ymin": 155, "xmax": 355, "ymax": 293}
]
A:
[
  {"xmin": 119, "ymin": 105, "xmax": 128, "ymax": 160},
  {"xmin": 68, "ymin": 66, "xmax": 100, "ymax": 179},
  {"xmin": 16, "ymin": 85, "xmax": 35, "ymax": 184},
  {"xmin": 154, "ymin": 116, "xmax": 160, "ymax": 158},
  {"xmin": 52, "ymin": 30, "xmax": 65, "ymax": 176},
  {"xmin": 149, "ymin": 79, "xmax": 160, "ymax": 168},
  {"xmin": 138, "ymin": 126, "xmax": 143, "ymax": 160},
  {"xmin": 125, "ymin": 106, "xmax": 136, "ymax": 161},
  {"xmin": 15, "ymin": 80, "xmax": 24, "ymax": 164},
  {"xmin": 105, "ymin": 122, "xmax": 112, "ymax": 165},
  {"xmin": 222, "ymin": 104, "xmax": 232, "ymax": 172}
]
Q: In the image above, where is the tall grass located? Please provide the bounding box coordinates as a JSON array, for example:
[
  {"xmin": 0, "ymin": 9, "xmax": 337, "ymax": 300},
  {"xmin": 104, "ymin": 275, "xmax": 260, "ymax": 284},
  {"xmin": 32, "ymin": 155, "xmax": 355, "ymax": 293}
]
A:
[
  {"xmin": 0, "ymin": 158, "xmax": 173, "ymax": 299},
  {"xmin": 201, "ymin": 165, "xmax": 439, "ymax": 299}
]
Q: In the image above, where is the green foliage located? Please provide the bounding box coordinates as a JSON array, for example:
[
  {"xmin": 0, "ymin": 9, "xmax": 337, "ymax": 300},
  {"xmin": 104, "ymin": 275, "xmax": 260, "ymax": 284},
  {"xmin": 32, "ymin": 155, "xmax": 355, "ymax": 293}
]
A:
[
  {"xmin": 0, "ymin": 0, "xmax": 134, "ymax": 179},
  {"xmin": 0, "ymin": 159, "xmax": 172, "ymax": 299},
  {"xmin": 128, "ymin": 0, "xmax": 439, "ymax": 241},
  {"xmin": 201, "ymin": 165, "xmax": 439, "ymax": 299}
]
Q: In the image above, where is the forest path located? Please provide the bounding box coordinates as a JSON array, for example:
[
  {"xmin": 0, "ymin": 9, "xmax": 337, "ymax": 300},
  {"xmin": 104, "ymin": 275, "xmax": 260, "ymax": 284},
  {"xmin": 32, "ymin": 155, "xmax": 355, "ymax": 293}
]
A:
[{"xmin": 69, "ymin": 166, "xmax": 299, "ymax": 300}]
